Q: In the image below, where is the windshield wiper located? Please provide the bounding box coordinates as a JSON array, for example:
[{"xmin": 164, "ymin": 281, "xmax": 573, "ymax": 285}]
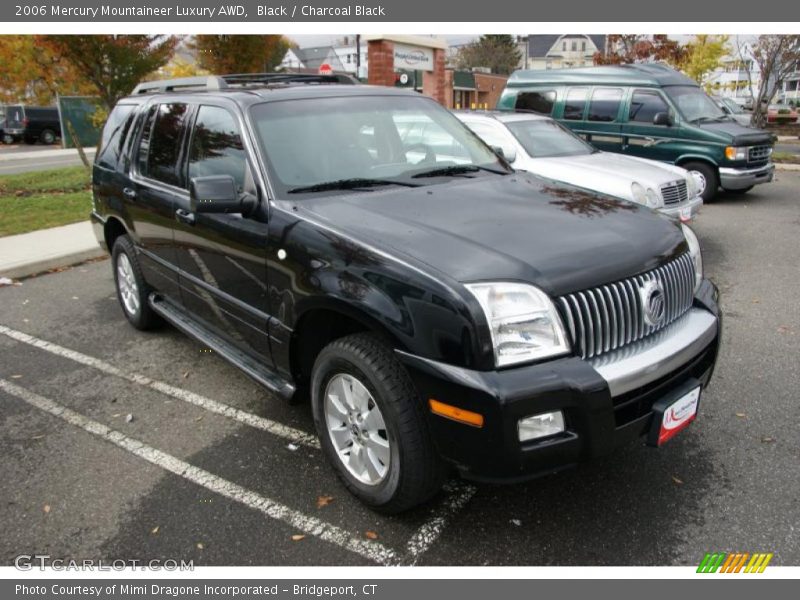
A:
[
  {"xmin": 411, "ymin": 164, "xmax": 508, "ymax": 179},
  {"xmin": 287, "ymin": 178, "xmax": 419, "ymax": 194}
]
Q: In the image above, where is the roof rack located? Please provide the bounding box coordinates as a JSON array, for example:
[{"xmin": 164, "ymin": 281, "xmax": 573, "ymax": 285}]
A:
[{"xmin": 131, "ymin": 72, "xmax": 358, "ymax": 95}]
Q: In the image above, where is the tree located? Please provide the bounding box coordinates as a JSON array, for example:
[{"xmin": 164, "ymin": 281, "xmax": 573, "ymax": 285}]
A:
[
  {"xmin": 157, "ymin": 57, "xmax": 208, "ymax": 80},
  {"xmin": 737, "ymin": 35, "xmax": 800, "ymax": 128},
  {"xmin": 0, "ymin": 35, "xmax": 92, "ymax": 105},
  {"xmin": 594, "ymin": 35, "xmax": 685, "ymax": 65},
  {"xmin": 453, "ymin": 35, "xmax": 522, "ymax": 75},
  {"xmin": 188, "ymin": 35, "xmax": 291, "ymax": 74},
  {"xmin": 37, "ymin": 35, "xmax": 179, "ymax": 109},
  {"xmin": 678, "ymin": 35, "xmax": 729, "ymax": 84}
]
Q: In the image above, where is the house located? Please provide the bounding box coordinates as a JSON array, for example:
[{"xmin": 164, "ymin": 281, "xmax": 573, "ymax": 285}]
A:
[
  {"xmin": 280, "ymin": 38, "xmax": 368, "ymax": 78},
  {"xmin": 705, "ymin": 42, "xmax": 762, "ymax": 103},
  {"xmin": 523, "ymin": 35, "xmax": 606, "ymax": 70}
]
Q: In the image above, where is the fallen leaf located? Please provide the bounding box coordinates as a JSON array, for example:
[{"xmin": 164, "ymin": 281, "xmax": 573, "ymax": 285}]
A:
[
  {"xmin": 509, "ymin": 519, "xmax": 522, "ymax": 527},
  {"xmin": 287, "ymin": 443, "xmax": 299, "ymax": 452},
  {"xmin": 72, "ymin": 296, "xmax": 79, "ymax": 300},
  {"xmin": 751, "ymin": 298, "xmax": 760, "ymax": 304},
  {"xmin": 777, "ymin": 326, "xmax": 792, "ymax": 334},
  {"xmin": 291, "ymin": 534, "xmax": 306, "ymax": 541},
  {"xmin": 30, "ymin": 434, "xmax": 46, "ymax": 440},
  {"xmin": 151, "ymin": 526, "xmax": 159, "ymax": 535},
  {"xmin": 196, "ymin": 542, "xmax": 204, "ymax": 550},
  {"xmin": 182, "ymin": 371, "xmax": 190, "ymax": 379},
  {"xmin": 671, "ymin": 475, "xmax": 684, "ymax": 485},
  {"xmin": 761, "ymin": 436, "xmax": 776, "ymax": 443},
  {"xmin": 112, "ymin": 413, "xmax": 121, "ymax": 418},
  {"xmin": 10, "ymin": 374, "xmax": 22, "ymax": 379},
  {"xmin": 735, "ymin": 412, "xmax": 747, "ymax": 418},
  {"xmin": 317, "ymin": 495, "xmax": 334, "ymax": 508},
  {"xmin": 194, "ymin": 415, "xmax": 203, "ymax": 422},
  {"xmin": 365, "ymin": 531, "xmax": 378, "ymax": 540},
  {"xmin": 43, "ymin": 504, "xmax": 51, "ymax": 514},
  {"xmin": 125, "ymin": 414, "xmax": 134, "ymax": 423}
]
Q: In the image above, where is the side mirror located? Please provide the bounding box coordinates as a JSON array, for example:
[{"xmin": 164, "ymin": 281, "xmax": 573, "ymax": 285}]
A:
[
  {"xmin": 653, "ymin": 112, "xmax": 672, "ymax": 126},
  {"xmin": 190, "ymin": 175, "xmax": 254, "ymax": 215},
  {"xmin": 491, "ymin": 145, "xmax": 517, "ymax": 163}
]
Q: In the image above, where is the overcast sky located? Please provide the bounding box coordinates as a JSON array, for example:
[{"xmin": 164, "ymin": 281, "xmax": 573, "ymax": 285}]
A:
[{"xmin": 286, "ymin": 34, "xmax": 478, "ymax": 48}]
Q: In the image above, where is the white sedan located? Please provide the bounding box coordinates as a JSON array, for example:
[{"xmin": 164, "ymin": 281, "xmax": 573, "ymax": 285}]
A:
[{"xmin": 456, "ymin": 111, "xmax": 703, "ymax": 222}]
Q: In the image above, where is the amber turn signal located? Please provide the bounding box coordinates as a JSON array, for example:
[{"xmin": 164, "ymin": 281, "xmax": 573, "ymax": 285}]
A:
[{"xmin": 428, "ymin": 399, "xmax": 484, "ymax": 428}]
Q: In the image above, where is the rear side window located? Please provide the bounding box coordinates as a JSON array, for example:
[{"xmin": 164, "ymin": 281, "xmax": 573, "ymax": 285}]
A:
[
  {"xmin": 588, "ymin": 88, "xmax": 623, "ymax": 122},
  {"xmin": 188, "ymin": 106, "xmax": 246, "ymax": 190},
  {"xmin": 563, "ymin": 87, "xmax": 588, "ymax": 120},
  {"xmin": 515, "ymin": 90, "xmax": 556, "ymax": 115},
  {"xmin": 629, "ymin": 90, "xmax": 670, "ymax": 124},
  {"xmin": 140, "ymin": 103, "xmax": 189, "ymax": 187},
  {"xmin": 96, "ymin": 104, "xmax": 135, "ymax": 170}
]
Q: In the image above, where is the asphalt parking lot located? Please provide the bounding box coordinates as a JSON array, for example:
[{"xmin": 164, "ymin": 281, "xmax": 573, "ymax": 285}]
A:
[{"xmin": 1, "ymin": 173, "xmax": 798, "ymax": 567}]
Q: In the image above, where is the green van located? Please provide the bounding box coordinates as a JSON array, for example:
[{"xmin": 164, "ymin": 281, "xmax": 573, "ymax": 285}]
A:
[{"xmin": 498, "ymin": 63, "xmax": 774, "ymax": 201}]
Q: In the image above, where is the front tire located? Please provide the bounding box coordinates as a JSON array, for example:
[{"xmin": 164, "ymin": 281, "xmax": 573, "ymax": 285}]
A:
[
  {"xmin": 311, "ymin": 333, "xmax": 445, "ymax": 513},
  {"xmin": 112, "ymin": 235, "xmax": 161, "ymax": 330},
  {"xmin": 684, "ymin": 161, "xmax": 718, "ymax": 202}
]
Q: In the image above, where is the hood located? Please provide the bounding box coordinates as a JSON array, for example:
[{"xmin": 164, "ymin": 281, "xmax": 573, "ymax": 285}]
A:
[
  {"xmin": 292, "ymin": 174, "xmax": 687, "ymax": 297},
  {"xmin": 692, "ymin": 120, "xmax": 773, "ymax": 146},
  {"xmin": 524, "ymin": 152, "xmax": 686, "ymax": 189}
]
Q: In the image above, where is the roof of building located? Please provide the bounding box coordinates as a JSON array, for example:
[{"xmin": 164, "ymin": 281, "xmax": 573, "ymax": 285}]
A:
[
  {"xmin": 507, "ymin": 63, "xmax": 697, "ymax": 87},
  {"xmin": 289, "ymin": 46, "xmax": 344, "ymax": 70},
  {"xmin": 527, "ymin": 35, "xmax": 606, "ymax": 58}
]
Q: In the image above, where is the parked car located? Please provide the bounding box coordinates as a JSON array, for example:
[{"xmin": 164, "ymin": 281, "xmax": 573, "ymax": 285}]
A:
[
  {"xmin": 91, "ymin": 74, "xmax": 720, "ymax": 512},
  {"xmin": 0, "ymin": 118, "xmax": 14, "ymax": 145},
  {"xmin": 2, "ymin": 104, "xmax": 61, "ymax": 145},
  {"xmin": 456, "ymin": 110, "xmax": 703, "ymax": 222},
  {"xmin": 712, "ymin": 96, "xmax": 753, "ymax": 127},
  {"xmin": 766, "ymin": 104, "xmax": 799, "ymax": 124},
  {"xmin": 498, "ymin": 63, "xmax": 774, "ymax": 201}
]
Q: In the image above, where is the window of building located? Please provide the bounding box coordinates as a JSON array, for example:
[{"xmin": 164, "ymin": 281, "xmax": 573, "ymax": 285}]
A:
[
  {"xmin": 188, "ymin": 106, "xmax": 247, "ymax": 191},
  {"xmin": 587, "ymin": 88, "xmax": 623, "ymax": 122},
  {"xmin": 515, "ymin": 90, "xmax": 557, "ymax": 115},
  {"xmin": 562, "ymin": 41, "xmax": 567, "ymax": 51},
  {"xmin": 581, "ymin": 41, "xmax": 586, "ymax": 52},
  {"xmin": 571, "ymin": 41, "xmax": 577, "ymax": 51}
]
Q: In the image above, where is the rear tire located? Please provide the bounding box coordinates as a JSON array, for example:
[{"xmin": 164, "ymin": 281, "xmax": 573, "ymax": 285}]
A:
[
  {"xmin": 683, "ymin": 161, "xmax": 718, "ymax": 202},
  {"xmin": 112, "ymin": 235, "xmax": 161, "ymax": 331},
  {"xmin": 311, "ymin": 333, "xmax": 445, "ymax": 513},
  {"xmin": 39, "ymin": 129, "xmax": 56, "ymax": 145},
  {"xmin": 1, "ymin": 134, "xmax": 13, "ymax": 145}
]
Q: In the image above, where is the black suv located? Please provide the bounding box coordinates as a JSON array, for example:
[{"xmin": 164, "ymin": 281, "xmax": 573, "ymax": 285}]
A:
[
  {"xmin": 91, "ymin": 74, "xmax": 721, "ymax": 512},
  {"xmin": 3, "ymin": 104, "xmax": 62, "ymax": 145}
]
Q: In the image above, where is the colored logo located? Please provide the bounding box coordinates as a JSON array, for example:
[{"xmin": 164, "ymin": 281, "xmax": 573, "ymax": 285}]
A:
[{"xmin": 697, "ymin": 552, "xmax": 773, "ymax": 573}]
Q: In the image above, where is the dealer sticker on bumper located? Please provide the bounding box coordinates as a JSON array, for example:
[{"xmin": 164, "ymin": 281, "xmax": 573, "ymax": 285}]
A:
[{"xmin": 648, "ymin": 385, "xmax": 700, "ymax": 447}]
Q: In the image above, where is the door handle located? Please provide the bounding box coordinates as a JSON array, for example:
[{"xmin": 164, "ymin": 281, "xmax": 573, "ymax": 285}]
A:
[
  {"xmin": 122, "ymin": 187, "xmax": 137, "ymax": 200},
  {"xmin": 175, "ymin": 208, "xmax": 196, "ymax": 226}
]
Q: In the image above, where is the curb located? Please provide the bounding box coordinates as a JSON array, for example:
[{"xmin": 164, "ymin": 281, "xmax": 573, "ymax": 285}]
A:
[
  {"xmin": 0, "ymin": 148, "xmax": 96, "ymax": 163},
  {"xmin": 1, "ymin": 248, "xmax": 107, "ymax": 280},
  {"xmin": 774, "ymin": 163, "xmax": 800, "ymax": 171}
]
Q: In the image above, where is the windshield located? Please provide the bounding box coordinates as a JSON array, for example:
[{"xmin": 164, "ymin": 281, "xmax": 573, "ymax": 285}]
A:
[
  {"xmin": 504, "ymin": 119, "xmax": 594, "ymax": 158},
  {"xmin": 250, "ymin": 95, "xmax": 507, "ymax": 196},
  {"xmin": 720, "ymin": 98, "xmax": 744, "ymax": 114},
  {"xmin": 665, "ymin": 86, "xmax": 727, "ymax": 123}
]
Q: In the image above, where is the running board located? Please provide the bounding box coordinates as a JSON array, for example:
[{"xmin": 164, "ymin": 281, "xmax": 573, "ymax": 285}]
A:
[{"xmin": 148, "ymin": 294, "xmax": 295, "ymax": 401}]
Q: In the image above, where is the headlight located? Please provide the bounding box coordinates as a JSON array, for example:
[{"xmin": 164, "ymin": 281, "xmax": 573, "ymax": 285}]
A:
[
  {"xmin": 631, "ymin": 182, "xmax": 647, "ymax": 204},
  {"xmin": 724, "ymin": 146, "xmax": 747, "ymax": 161},
  {"xmin": 645, "ymin": 188, "xmax": 662, "ymax": 208},
  {"xmin": 466, "ymin": 282, "xmax": 570, "ymax": 367},
  {"xmin": 681, "ymin": 224, "xmax": 703, "ymax": 292}
]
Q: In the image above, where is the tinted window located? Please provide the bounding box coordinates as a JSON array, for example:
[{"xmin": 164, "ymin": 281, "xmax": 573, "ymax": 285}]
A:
[
  {"xmin": 588, "ymin": 88, "xmax": 623, "ymax": 122},
  {"xmin": 563, "ymin": 87, "xmax": 588, "ymax": 120},
  {"xmin": 505, "ymin": 119, "xmax": 594, "ymax": 158},
  {"xmin": 629, "ymin": 91, "xmax": 669, "ymax": 124},
  {"xmin": 96, "ymin": 104, "xmax": 135, "ymax": 170},
  {"xmin": 515, "ymin": 91, "xmax": 556, "ymax": 115},
  {"xmin": 145, "ymin": 103, "xmax": 189, "ymax": 187},
  {"xmin": 137, "ymin": 106, "xmax": 157, "ymax": 175},
  {"xmin": 188, "ymin": 106, "xmax": 246, "ymax": 190},
  {"xmin": 25, "ymin": 108, "xmax": 57, "ymax": 120},
  {"xmin": 6, "ymin": 106, "xmax": 24, "ymax": 126}
]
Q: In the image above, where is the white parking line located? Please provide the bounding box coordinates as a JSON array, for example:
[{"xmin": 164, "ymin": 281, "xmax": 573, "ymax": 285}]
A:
[
  {"xmin": 0, "ymin": 378, "xmax": 398, "ymax": 566},
  {"xmin": 0, "ymin": 325, "xmax": 320, "ymax": 449},
  {"xmin": 402, "ymin": 481, "xmax": 477, "ymax": 565},
  {"xmin": 0, "ymin": 324, "xmax": 479, "ymax": 563}
]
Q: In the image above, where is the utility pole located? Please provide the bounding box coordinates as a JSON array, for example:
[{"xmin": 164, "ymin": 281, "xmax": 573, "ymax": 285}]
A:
[{"xmin": 356, "ymin": 34, "xmax": 361, "ymax": 79}]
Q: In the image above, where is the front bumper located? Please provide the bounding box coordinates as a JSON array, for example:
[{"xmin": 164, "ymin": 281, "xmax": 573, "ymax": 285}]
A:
[
  {"xmin": 659, "ymin": 195, "xmax": 703, "ymax": 222},
  {"xmin": 397, "ymin": 280, "xmax": 721, "ymax": 483},
  {"xmin": 719, "ymin": 162, "xmax": 774, "ymax": 190}
]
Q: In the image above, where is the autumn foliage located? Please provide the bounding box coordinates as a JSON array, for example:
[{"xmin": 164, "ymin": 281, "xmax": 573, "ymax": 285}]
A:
[{"xmin": 188, "ymin": 35, "xmax": 291, "ymax": 75}]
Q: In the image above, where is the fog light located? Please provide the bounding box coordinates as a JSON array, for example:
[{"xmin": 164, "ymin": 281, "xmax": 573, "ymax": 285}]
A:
[{"xmin": 518, "ymin": 411, "xmax": 565, "ymax": 442}]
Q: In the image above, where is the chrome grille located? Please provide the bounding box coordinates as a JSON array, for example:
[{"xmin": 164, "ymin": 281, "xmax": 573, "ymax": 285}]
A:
[
  {"xmin": 748, "ymin": 145, "xmax": 772, "ymax": 163},
  {"xmin": 557, "ymin": 253, "xmax": 696, "ymax": 360},
  {"xmin": 660, "ymin": 180, "xmax": 688, "ymax": 206}
]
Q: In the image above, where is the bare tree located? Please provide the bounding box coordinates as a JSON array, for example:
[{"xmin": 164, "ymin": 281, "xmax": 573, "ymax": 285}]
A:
[{"xmin": 737, "ymin": 35, "xmax": 800, "ymax": 128}]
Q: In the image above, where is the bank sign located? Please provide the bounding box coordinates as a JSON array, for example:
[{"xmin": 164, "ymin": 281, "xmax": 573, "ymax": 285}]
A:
[{"xmin": 394, "ymin": 43, "xmax": 434, "ymax": 71}]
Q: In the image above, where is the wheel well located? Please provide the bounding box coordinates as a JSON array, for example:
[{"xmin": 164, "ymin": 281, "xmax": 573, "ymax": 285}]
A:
[
  {"xmin": 290, "ymin": 309, "xmax": 389, "ymax": 388},
  {"xmin": 104, "ymin": 217, "xmax": 127, "ymax": 254},
  {"xmin": 677, "ymin": 157, "xmax": 717, "ymax": 171}
]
